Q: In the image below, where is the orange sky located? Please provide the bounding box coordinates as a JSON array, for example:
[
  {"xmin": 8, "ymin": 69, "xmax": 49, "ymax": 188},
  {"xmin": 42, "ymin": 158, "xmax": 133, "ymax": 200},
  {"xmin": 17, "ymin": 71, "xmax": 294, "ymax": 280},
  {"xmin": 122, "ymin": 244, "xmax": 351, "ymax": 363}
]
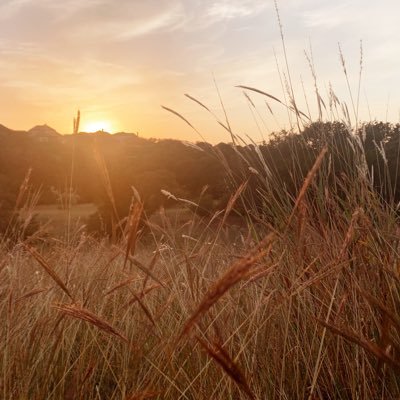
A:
[{"xmin": 1, "ymin": 0, "xmax": 400, "ymax": 143}]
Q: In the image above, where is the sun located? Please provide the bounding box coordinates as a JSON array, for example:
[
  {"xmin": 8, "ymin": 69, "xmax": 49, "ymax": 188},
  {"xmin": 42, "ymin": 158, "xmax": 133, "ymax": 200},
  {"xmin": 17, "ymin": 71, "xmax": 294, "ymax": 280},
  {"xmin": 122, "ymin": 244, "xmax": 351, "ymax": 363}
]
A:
[{"xmin": 83, "ymin": 120, "xmax": 112, "ymax": 133}]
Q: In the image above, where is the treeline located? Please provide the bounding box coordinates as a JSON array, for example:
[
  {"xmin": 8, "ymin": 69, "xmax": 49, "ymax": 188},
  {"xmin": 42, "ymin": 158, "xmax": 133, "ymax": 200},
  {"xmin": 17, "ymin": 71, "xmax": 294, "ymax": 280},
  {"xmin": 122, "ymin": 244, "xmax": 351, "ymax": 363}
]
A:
[{"xmin": 0, "ymin": 121, "xmax": 399, "ymax": 234}]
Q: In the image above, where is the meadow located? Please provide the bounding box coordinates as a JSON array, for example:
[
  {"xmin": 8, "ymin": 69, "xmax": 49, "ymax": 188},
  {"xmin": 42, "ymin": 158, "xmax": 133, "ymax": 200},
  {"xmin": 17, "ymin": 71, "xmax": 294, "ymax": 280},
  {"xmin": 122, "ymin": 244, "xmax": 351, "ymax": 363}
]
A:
[{"xmin": 2, "ymin": 113, "xmax": 400, "ymax": 400}]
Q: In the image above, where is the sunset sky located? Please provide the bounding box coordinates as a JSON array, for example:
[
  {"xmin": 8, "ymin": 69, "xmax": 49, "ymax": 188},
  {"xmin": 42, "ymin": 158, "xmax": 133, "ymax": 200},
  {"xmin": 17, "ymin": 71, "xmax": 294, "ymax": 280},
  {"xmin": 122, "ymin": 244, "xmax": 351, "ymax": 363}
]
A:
[{"xmin": 1, "ymin": 0, "xmax": 399, "ymax": 142}]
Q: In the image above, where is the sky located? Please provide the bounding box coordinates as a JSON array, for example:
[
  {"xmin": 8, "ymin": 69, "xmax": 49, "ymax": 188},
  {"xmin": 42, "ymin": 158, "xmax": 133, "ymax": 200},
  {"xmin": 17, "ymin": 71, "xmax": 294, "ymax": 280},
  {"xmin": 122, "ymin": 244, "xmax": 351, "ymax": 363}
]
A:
[{"xmin": 0, "ymin": 0, "xmax": 399, "ymax": 143}]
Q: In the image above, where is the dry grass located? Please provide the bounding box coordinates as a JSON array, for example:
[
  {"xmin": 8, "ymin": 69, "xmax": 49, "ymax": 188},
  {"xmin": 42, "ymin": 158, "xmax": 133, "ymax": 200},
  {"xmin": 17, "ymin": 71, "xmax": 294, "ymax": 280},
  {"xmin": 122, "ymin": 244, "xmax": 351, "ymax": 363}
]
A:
[
  {"xmin": 3, "ymin": 104, "xmax": 400, "ymax": 399},
  {"xmin": 2, "ymin": 163, "xmax": 400, "ymax": 399}
]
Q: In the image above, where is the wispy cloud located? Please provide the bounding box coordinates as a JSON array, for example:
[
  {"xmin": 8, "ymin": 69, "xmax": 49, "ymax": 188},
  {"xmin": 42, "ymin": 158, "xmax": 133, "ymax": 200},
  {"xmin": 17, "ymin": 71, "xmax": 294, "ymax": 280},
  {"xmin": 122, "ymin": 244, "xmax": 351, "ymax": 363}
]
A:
[
  {"xmin": 71, "ymin": 2, "xmax": 185, "ymax": 41},
  {"xmin": 118, "ymin": 8, "xmax": 184, "ymax": 39},
  {"xmin": 207, "ymin": 0, "xmax": 268, "ymax": 20},
  {"xmin": 0, "ymin": 0, "xmax": 105, "ymax": 17},
  {"xmin": 302, "ymin": 3, "xmax": 357, "ymax": 29},
  {"xmin": 0, "ymin": 0, "xmax": 31, "ymax": 16}
]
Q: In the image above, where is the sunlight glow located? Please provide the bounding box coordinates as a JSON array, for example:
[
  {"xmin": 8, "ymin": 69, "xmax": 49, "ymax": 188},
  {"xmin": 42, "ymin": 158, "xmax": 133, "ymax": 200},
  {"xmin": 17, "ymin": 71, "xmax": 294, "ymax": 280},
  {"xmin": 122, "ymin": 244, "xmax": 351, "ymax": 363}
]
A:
[{"xmin": 83, "ymin": 120, "xmax": 112, "ymax": 133}]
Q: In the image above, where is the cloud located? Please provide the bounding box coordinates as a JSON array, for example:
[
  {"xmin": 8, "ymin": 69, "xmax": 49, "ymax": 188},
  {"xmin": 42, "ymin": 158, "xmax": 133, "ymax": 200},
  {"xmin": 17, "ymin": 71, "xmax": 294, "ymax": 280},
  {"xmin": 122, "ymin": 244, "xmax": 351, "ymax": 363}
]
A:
[
  {"xmin": 0, "ymin": 0, "xmax": 31, "ymax": 16},
  {"xmin": 0, "ymin": 43, "xmax": 144, "ymax": 106},
  {"xmin": 0, "ymin": 0, "xmax": 184, "ymax": 36},
  {"xmin": 0, "ymin": 0, "xmax": 270, "ymax": 46},
  {"xmin": 0, "ymin": 0, "xmax": 104, "ymax": 17},
  {"xmin": 207, "ymin": 0, "xmax": 268, "ymax": 20},
  {"xmin": 301, "ymin": 3, "xmax": 357, "ymax": 29},
  {"xmin": 72, "ymin": 2, "xmax": 185, "ymax": 41},
  {"xmin": 118, "ymin": 8, "xmax": 184, "ymax": 39}
]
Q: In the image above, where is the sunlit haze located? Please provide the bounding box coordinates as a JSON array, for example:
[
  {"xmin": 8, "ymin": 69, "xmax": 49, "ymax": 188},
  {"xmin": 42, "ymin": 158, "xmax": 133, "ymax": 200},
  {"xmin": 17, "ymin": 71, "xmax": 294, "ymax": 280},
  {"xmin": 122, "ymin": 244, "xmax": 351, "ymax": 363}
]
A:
[
  {"xmin": 82, "ymin": 120, "xmax": 113, "ymax": 133},
  {"xmin": 1, "ymin": 0, "xmax": 400, "ymax": 142}
]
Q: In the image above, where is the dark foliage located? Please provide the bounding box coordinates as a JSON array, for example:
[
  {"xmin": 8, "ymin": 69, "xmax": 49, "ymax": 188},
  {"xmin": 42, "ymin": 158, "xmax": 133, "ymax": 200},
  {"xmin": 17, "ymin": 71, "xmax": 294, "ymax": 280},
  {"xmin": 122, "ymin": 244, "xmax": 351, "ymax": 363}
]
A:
[{"xmin": 0, "ymin": 121, "xmax": 399, "ymax": 234}]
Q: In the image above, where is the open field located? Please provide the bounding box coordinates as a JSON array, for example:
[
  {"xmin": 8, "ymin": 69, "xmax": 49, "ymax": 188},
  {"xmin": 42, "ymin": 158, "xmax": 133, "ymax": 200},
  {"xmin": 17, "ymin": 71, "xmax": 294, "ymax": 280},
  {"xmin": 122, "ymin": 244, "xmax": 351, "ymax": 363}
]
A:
[
  {"xmin": 29, "ymin": 203, "xmax": 98, "ymax": 236},
  {"xmin": 28, "ymin": 203, "xmax": 247, "ymax": 242},
  {"xmin": 2, "ymin": 130, "xmax": 400, "ymax": 399}
]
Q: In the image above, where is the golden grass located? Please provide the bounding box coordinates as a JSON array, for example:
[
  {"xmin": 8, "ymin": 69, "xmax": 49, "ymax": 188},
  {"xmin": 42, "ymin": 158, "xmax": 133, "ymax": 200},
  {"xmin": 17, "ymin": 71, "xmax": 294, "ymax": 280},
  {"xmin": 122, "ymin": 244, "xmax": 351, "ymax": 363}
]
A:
[
  {"xmin": 53, "ymin": 303, "xmax": 129, "ymax": 344},
  {"xmin": 2, "ymin": 170, "xmax": 400, "ymax": 399}
]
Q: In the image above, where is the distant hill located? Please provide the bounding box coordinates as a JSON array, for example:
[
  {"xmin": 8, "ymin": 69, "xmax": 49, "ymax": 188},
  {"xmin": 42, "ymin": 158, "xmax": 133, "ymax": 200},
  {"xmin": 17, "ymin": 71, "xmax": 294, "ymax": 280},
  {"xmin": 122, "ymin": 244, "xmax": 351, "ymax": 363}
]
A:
[
  {"xmin": 28, "ymin": 124, "xmax": 61, "ymax": 138},
  {"xmin": 0, "ymin": 124, "xmax": 25, "ymax": 136},
  {"xmin": 0, "ymin": 124, "xmax": 14, "ymax": 135},
  {"xmin": 0, "ymin": 123, "xmax": 146, "ymax": 141}
]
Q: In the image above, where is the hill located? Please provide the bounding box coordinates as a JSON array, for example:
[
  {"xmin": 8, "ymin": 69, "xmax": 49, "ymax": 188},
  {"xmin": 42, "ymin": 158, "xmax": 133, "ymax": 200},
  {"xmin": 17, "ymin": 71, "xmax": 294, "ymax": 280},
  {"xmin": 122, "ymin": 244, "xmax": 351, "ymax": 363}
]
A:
[
  {"xmin": 0, "ymin": 123, "xmax": 25, "ymax": 136},
  {"xmin": 28, "ymin": 124, "xmax": 61, "ymax": 138}
]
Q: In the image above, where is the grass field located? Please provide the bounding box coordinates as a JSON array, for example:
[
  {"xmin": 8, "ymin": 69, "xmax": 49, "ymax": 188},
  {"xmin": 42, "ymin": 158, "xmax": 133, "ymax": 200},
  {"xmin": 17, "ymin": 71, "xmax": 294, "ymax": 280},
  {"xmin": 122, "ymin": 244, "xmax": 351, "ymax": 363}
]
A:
[
  {"xmin": 2, "ymin": 132, "xmax": 400, "ymax": 399},
  {"xmin": 25, "ymin": 203, "xmax": 98, "ymax": 237}
]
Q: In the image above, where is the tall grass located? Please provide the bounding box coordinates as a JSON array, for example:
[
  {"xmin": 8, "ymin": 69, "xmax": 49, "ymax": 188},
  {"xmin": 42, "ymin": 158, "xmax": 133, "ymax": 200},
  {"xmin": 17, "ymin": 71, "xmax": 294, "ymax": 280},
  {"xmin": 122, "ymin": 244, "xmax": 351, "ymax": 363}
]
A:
[{"xmin": 2, "ymin": 114, "xmax": 400, "ymax": 398}]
